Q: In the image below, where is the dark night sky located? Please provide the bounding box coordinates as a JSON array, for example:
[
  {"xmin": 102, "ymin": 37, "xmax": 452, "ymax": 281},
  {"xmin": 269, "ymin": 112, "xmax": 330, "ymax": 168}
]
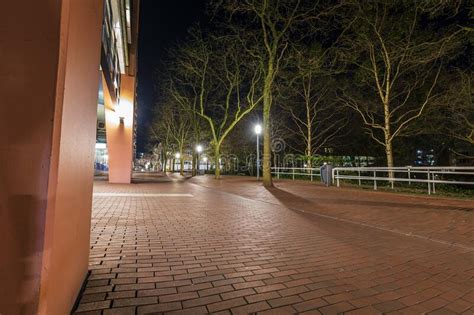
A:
[{"xmin": 136, "ymin": 0, "xmax": 207, "ymax": 153}]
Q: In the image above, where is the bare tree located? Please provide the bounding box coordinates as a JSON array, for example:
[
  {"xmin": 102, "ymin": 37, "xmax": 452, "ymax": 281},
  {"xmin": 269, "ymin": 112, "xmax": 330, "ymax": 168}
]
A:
[
  {"xmin": 280, "ymin": 48, "xmax": 349, "ymax": 168},
  {"xmin": 215, "ymin": 0, "xmax": 336, "ymax": 186},
  {"xmin": 166, "ymin": 80, "xmax": 206, "ymax": 176},
  {"xmin": 171, "ymin": 29, "xmax": 263, "ymax": 178},
  {"xmin": 420, "ymin": 69, "xmax": 474, "ymax": 146},
  {"xmin": 152, "ymin": 101, "xmax": 191, "ymax": 176},
  {"xmin": 339, "ymin": 0, "xmax": 464, "ymax": 171},
  {"xmin": 447, "ymin": 71, "xmax": 473, "ymax": 145},
  {"xmin": 149, "ymin": 107, "xmax": 173, "ymax": 173}
]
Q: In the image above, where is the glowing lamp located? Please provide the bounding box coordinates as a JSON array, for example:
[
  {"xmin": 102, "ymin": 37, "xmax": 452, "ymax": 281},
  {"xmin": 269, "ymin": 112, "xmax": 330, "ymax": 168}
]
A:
[{"xmin": 254, "ymin": 124, "xmax": 262, "ymax": 135}]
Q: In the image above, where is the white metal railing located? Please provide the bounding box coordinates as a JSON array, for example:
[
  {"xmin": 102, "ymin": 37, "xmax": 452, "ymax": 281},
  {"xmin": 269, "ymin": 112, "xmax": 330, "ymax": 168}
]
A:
[
  {"xmin": 271, "ymin": 167, "xmax": 323, "ymax": 182},
  {"xmin": 332, "ymin": 166, "xmax": 474, "ymax": 195}
]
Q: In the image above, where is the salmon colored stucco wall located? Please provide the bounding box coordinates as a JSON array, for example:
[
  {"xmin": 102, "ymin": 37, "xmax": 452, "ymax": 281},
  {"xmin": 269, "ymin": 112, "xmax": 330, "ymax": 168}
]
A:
[
  {"xmin": 104, "ymin": 74, "xmax": 136, "ymax": 184},
  {"xmin": 0, "ymin": 1, "xmax": 103, "ymax": 314}
]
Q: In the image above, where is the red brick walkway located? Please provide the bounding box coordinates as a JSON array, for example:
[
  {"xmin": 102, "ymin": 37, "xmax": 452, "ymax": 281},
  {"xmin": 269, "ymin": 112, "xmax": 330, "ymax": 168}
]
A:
[
  {"xmin": 190, "ymin": 176, "xmax": 474, "ymax": 249},
  {"xmin": 75, "ymin": 175, "xmax": 474, "ymax": 314}
]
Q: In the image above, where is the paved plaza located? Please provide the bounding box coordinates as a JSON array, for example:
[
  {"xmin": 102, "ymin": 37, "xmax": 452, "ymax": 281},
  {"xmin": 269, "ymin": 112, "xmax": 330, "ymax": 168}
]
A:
[{"xmin": 75, "ymin": 175, "xmax": 474, "ymax": 314}]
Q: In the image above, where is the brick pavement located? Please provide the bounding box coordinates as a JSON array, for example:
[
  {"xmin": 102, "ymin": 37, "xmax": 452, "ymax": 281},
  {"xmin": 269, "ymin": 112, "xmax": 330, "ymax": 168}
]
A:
[
  {"xmin": 75, "ymin": 175, "xmax": 474, "ymax": 314},
  {"xmin": 190, "ymin": 176, "xmax": 474, "ymax": 249}
]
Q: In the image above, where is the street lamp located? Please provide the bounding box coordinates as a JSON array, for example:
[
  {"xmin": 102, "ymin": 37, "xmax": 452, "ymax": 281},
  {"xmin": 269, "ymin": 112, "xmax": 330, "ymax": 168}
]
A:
[
  {"xmin": 196, "ymin": 145, "xmax": 203, "ymax": 173},
  {"xmin": 254, "ymin": 124, "xmax": 262, "ymax": 180}
]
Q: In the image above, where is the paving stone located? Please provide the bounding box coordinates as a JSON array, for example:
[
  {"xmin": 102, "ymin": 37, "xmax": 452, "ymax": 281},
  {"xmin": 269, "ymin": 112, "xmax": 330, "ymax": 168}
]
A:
[
  {"xmin": 103, "ymin": 306, "xmax": 136, "ymax": 315},
  {"xmin": 293, "ymin": 298, "xmax": 328, "ymax": 312},
  {"xmin": 182, "ymin": 294, "xmax": 221, "ymax": 308},
  {"xmin": 231, "ymin": 301, "xmax": 271, "ymax": 314},
  {"xmin": 113, "ymin": 296, "xmax": 158, "ymax": 307},
  {"xmin": 159, "ymin": 291, "xmax": 199, "ymax": 303},
  {"xmin": 76, "ymin": 300, "xmax": 111, "ymax": 312},
  {"xmin": 207, "ymin": 297, "xmax": 247, "ymax": 313},
  {"xmin": 80, "ymin": 293, "xmax": 106, "ymax": 303},
  {"xmin": 137, "ymin": 287, "xmax": 177, "ymax": 297},
  {"xmin": 137, "ymin": 302, "xmax": 182, "ymax": 314}
]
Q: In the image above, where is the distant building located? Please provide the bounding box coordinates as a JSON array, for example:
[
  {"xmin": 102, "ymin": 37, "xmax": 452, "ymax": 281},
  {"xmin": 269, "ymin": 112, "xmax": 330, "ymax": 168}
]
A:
[
  {"xmin": 414, "ymin": 149, "xmax": 436, "ymax": 166},
  {"xmin": 95, "ymin": 0, "xmax": 140, "ymax": 183}
]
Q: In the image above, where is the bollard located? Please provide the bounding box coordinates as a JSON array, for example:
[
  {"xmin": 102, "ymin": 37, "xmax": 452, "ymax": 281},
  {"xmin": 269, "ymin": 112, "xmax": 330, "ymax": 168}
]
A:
[{"xmin": 326, "ymin": 165, "xmax": 331, "ymax": 187}]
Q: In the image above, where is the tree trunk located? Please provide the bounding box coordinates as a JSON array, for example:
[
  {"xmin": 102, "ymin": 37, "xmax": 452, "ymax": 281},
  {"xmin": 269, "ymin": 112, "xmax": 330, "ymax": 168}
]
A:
[
  {"xmin": 262, "ymin": 71, "xmax": 273, "ymax": 187},
  {"xmin": 386, "ymin": 141, "xmax": 394, "ymax": 168},
  {"xmin": 214, "ymin": 145, "xmax": 221, "ymax": 179},
  {"xmin": 385, "ymin": 138, "xmax": 395, "ymax": 183},
  {"xmin": 384, "ymin": 99, "xmax": 394, "ymax": 181},
  {"xmin": 180, "ymin": 151, "xmax": 184, "ymax": 176},
  {"xmin": 262, "ymin": 107, "xmax": 272, "ymax": 186},
  {"xmin": 306, "ymin": 99, "xmax": 312, "ymax": 171},
  {"xmin": 192, "ymin": 152, "xmax": 197, "ymax": 176},
  {"xmin": 306, "ymin": 136, "xmax": 312, "ymax": 171},
  {"xmin": 385, "ymin": 140, "xmax": 394, "ymax": 168}
]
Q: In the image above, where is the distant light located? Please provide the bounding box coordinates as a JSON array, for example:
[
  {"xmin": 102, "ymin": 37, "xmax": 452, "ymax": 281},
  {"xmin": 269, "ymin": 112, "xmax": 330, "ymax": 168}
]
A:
[
  {"xmin": 203, "ymin": 157, "xmax": 208, "ymax": 162},
  {"xmin": 254, "ymin": 124, "xmax": 262, "ymax": 135},
  {"xmin": 175, "ymin": 153, "xmax": 181, "ymax": 159},
  {"xmin": 196, "ymin": 145, "xmax": 203, "ymax": 153},
  {"xmin": 95, "ymin": 143, "xmax": 107, "ymax": 149}
]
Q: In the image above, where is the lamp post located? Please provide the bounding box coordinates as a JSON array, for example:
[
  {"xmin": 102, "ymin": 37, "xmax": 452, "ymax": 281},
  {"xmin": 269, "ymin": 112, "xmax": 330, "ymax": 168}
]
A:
[
  {"xmin": 196, "ymin": 145, "xmax": 203, "ymax": 173},
  {"xmin": 254, "ymin": 124, "xmax": 262, "ymax": 180}
]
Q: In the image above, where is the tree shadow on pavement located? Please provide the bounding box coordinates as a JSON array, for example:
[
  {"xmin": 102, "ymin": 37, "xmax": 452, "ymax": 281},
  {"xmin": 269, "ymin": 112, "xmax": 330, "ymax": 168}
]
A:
[
  {"xmin": 265, "ymin": 186, "xmax": 319, "ymax": 213},
  {"xmin": 309, "ymin": 196, "xmax": 473, "ymax": 212},
  {"xmin": 266, "ymin": 185, "xmax": 473, "ymax": 213}
]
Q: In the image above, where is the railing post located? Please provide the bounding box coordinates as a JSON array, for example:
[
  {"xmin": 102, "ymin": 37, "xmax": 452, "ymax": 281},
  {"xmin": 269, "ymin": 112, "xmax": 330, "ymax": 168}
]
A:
[
  {"xmin": 408, "ymin": 167, "xmax": 411, "ymax": 185},
  {"xmin": 310, "ymin": 168, "xmax": 313, "ymax": 181},
  {"xmin": 292, "ymin": 167, "xmax": 295, "ymax": 180},
  {"xmin": 277, "ymin": 167, "xmax": 280, "ymax": 179},
  {"xmin": 373, "ymin": 171, "xmax": 377, "ymax": 190},
  {"xmin": 358, "ymin": 170, "xmax": 361, "ymax": 186},
  {"xmin": 336, "ymin": 169, "xmax": 340, "ymax": 187},
  {"xmin": 432, "ymin": 170, "xmax": 436, "ymax": 194}
]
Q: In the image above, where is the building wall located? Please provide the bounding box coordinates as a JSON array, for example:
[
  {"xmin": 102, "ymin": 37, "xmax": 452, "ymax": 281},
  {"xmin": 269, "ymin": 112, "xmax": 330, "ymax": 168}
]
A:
[
  {"xmin": 0, "ymin": 1, "xmax": 103, "ymax": 314},
  {"xmin": 104, "ymin": 73, "xmax": 136, "ymax": 183}
]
